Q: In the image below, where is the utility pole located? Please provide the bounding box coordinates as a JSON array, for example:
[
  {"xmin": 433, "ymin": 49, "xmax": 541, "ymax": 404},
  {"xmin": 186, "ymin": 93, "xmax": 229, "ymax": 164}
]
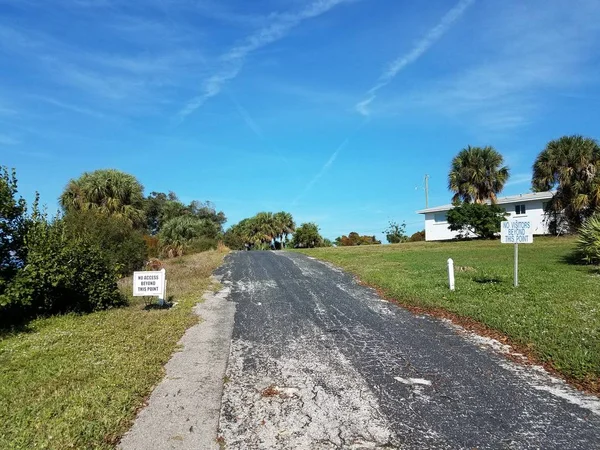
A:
[{"xmin": 424, "ymin": 174, "xmax": 429, "ymax": 208}]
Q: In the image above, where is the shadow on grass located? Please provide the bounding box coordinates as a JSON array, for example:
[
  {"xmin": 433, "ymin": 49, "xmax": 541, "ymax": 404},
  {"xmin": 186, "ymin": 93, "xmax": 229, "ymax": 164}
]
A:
[
  {"xmin": 560, "ymin": 251, "xmax": 600, "ymax": 274},
  {"xmin": 143, "ymin": 295, "xmax": 176, "ymax": 310},
  {"xmin": 473, "ymin": 276, "xmax": 503, "ymax": 284}
]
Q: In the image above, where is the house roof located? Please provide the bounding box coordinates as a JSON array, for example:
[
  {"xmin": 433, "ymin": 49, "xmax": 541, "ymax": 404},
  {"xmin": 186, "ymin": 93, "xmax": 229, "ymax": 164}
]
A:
[{"xmin": 417, "ymin": 191, "xmax": 554, "ymax": 214}]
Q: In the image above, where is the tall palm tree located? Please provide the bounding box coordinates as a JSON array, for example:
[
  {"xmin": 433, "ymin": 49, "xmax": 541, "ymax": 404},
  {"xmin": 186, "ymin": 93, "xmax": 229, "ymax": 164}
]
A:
[
  {"xmin": 532, "ymin": 135, "xmax": 600, "ymax": 229},
  {"xmin": 273, "ymin": 211, "xmax": 295, "ymax": 248},
  {"xmin": 60, "ymin": 169, "xmax": 146, "ymax": 228},
  {"xmin": 448, "ymin": 146, "xmax": 510, "ymax": 204}
]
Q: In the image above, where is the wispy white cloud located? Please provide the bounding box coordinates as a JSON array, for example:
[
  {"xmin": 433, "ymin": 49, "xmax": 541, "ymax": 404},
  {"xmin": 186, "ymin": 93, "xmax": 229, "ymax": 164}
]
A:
[
  {"xmin": 505, "ymin": 173, "xmax": 531, "ymax": 188},
  {"xmin": 32, "ymin": 96, "xmax": 107, "ymax": 118},
  {"xmin": 178, "ymin": 0, "xmax": 353, "ymax": 119},
  {"xmin": 363, "ymin": 0, "xmax": 600, "ymax": 130},
  {"xmin": 355, "ymin": 0, "xmax": 475, "ymax": 116},
  {"xmin": 293, "ymin": 119, "xmax": 368, "ymax": 204},
  {"xmin": 0, "ymin": 134, "xmax": 19, "ymax": 145}
]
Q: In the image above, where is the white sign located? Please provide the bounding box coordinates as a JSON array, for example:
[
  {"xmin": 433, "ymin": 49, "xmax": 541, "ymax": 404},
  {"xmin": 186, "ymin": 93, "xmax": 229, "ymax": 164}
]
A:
[
  {"xmin": 133, "ymin": 270, "xmax": 165, "ymax": 297},
  {"xmin": 501, "ymin": 219, "xmax": 533, "ymax": 244}
]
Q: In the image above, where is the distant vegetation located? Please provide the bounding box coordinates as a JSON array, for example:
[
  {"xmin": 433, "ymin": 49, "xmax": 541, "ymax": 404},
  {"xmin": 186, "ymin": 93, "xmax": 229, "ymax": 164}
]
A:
[{"xmin": 335, "ymin": 232, "xmax": 381, "ymax": 246}]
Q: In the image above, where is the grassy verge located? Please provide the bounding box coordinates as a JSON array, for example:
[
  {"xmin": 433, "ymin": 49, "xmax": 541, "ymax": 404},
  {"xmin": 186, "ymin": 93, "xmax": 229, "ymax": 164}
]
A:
[
  {"xmin": 296, "ymin": 237, "xmax": 600, "ymax": 391},
  {"xmin": 0, "ymin": 250, "xmax": 226, "ymax": 449}
]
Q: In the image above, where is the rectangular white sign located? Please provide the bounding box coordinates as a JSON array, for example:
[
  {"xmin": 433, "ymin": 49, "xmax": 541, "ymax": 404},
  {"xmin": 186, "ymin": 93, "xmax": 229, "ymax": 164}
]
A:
[
  {"xmin": 501, "ymin": 220, "xmax": 533, "ymax": 244},
  {"xmin": 133, "ymin": 270, "xmax": 165, "ymax": 297}
]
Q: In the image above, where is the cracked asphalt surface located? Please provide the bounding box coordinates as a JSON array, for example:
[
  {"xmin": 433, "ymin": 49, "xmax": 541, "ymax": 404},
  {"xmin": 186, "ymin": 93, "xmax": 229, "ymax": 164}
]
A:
[{"xmin": 216, "ymin": 251, "xmax": 600, "ymax": 449}]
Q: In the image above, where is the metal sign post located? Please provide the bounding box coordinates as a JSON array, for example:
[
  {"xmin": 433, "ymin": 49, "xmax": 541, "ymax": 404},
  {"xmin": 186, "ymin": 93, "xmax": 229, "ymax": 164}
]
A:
[
  {"xmin": 514, "ymin": 243, "xmax": 519, "ymax": 287},
  {"xmin": 501, "ymin": 219, "xmax": 533, "ymax": 287}
]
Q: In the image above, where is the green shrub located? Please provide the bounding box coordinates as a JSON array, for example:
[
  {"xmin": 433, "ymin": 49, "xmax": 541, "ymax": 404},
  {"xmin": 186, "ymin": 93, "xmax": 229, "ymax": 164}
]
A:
[
  {"xmin": 0, "ymin": 217, "xmax": 124, "ymax": 319},
  {"xmin": 409, "ymin": 230, "xmax": 426, "ymax": 242},
  {"xmin": 159, "ymin": 216, "xmax": 220, "ymax": 256},
  {"xmin": 63, "ymin": 209, "xmax": 147, "ymax": 276},
  {"xmin": 0, "ymin": 166, "xmax": 28, "ymax": 294},
  {"xmin": 576, "ymin": 213, "xmax": 600, "ymax": 264},
  {"xmin": 187, "ymin": 237, "xmax": 218, "ymax": 253}
]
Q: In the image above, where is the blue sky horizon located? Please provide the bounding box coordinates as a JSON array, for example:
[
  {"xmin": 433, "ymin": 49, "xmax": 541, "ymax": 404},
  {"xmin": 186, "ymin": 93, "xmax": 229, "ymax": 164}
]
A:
[{"xmin": 2, "ymin": 0, "xmax": 600, "ymax": 239}]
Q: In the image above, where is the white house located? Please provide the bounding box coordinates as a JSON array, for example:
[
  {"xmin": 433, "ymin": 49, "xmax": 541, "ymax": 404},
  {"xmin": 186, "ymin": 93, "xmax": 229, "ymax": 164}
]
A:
[{"xmin": 417, "ymin": 191, "xmax": 554, "ymax": 241}]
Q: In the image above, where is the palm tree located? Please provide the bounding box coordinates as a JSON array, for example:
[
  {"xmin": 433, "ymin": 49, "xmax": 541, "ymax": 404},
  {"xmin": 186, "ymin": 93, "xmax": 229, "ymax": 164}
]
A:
[
  {"xmin": 532, "ymin": 135, "xmax": 600, "ymax": 229},
  {"xmin": 273, "ymin": 211, "xmax": 295, "ymax": 248},
  {"xmin": 60, "ymin": 169, "xmax": 146, "ymax": 228},
  {"xmin": 448, "ymin": 146, "xmax": 510, "ymax": 204}
]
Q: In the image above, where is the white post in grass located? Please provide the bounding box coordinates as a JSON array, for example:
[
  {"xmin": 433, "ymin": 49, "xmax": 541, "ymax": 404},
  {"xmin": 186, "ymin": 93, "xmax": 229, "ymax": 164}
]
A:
[
  {"xmin": 447, "ymin": 258, "xmax": 455, "ymax": 291},
  {"xmin": 158, "ymin": 268, "xmax": 167, "ymax": 306}
]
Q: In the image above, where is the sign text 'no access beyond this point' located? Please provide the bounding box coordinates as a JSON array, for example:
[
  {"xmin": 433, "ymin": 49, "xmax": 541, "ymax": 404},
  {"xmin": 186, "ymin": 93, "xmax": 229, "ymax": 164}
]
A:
[
  {"xmin": 501, "ymin": 219, "xmax": 533, "ymax": 244},
  {"xmin": 133, "ymin": 270, "xmax": 165, "ymax": 297}
]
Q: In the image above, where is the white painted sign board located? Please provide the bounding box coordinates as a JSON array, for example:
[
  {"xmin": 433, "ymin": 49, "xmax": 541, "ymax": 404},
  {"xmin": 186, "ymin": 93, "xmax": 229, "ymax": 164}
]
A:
[
  {"xmin": 501, "ymin": 219, "xmax": 533, "ymax": 244},
  {"xmin": 133, "ymin": 270, "xmax": 165, "ymax": 297}
]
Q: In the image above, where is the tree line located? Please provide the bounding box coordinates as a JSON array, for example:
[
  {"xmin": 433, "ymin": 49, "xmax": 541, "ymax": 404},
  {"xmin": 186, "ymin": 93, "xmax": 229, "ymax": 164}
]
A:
[{"xmin": 0, "ymin": 167, "xmax": 227, "ymax": 325}]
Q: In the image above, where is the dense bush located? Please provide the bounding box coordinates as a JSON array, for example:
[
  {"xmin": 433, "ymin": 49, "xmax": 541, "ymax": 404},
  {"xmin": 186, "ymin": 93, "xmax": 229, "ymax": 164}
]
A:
[
  {"xmin": 409, "ymin": 230, "xmax": 426, "ymax": 242},
  {"xmin": 335, "ymin": 232, "xmax": 381, "ymax": 246},
  {"xmin": 159, "ymin": 216, "xmax": 220, "ymax": 257},
  {"xmin": 63, "ymin": 209, "xmax": 147, "ymax": 276},
  {"xmin": 0, "ymin": 167, "xmax": 28, "ymax": 294},
  {"xmin": 576, "ymin": 213, "xmax": 600, "ymax": 264},
  {"xmin": 1, "ymin": 218, "xmax": 123, "ymax": 319},
  {"xmin": 447, "ymin": 203, "xmax": 507, "ymax": 239}
]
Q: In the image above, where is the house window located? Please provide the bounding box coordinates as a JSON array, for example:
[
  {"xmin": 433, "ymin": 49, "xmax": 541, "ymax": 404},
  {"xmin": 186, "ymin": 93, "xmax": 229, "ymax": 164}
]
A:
[
  {"xmin": 434, "ymin": 213, "xmax": 447, "ymax": 223},
  {"xmin": 515, "ymin": 204, "xmax": 526, "ymax": 215}
]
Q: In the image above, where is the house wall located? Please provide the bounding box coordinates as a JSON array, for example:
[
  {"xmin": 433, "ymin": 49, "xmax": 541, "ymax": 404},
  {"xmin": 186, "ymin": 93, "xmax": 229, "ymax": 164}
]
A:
[{"xmin": 424, "ymin": 199, "xmax": 550, "ymax": 242}]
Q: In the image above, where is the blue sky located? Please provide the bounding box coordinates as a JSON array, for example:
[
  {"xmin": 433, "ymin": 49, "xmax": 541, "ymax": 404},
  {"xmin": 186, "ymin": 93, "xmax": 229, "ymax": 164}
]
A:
[{"xmin": 1, "ymin": 0, "xmax": 600, "ymax": 239}]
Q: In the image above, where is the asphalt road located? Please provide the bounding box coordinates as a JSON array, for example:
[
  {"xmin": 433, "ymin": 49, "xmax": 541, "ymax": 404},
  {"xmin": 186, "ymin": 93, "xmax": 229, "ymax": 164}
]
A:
[{"xmin": 216, "ymin": 251, "xmax": 600, "ymax": 449}]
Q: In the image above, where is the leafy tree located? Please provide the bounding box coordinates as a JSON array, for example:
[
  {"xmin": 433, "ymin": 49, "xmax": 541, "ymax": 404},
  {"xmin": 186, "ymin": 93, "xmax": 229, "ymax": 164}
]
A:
[
  {"xmin": 188, "ymin": 200, "xmax": 227, "ymax": 230},
  {"xmin": 448, "ymin": 146, "xmax": 510, "ymax": 204},
  {"xmin": 60, "ymin": 169, "xmax": 146, "ymax": 228},
  {"xmin": 63, "ymin": 209, "xmax": 147, "ymax": 276},
  {"xmin": 383, "ymin": 221, "xmax": 407, "ymax": 244},
  {"xmin": 532, "ymin": 135, "xmax": 600, "ymax": 230},
  {"xmin": 447, "ymin": 202, "xmax": 507, "ymax": 239},
  {"xmin": 0, "ymin": 167, "xmax": 27, "ymax": 291},
  {"xmin": 335, "ymin": 232, "xmax": 381, "ymax": 246},
  {"xmin": 291, "ymin": 223, "xmax": 324, "ymax": 248}
]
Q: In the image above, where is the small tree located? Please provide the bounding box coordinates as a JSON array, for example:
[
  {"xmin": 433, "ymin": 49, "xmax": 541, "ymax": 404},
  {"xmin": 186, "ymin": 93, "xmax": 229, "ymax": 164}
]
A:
[
  {"xmin": 383, "ymin": 221, "xmax": 407, "ymax": 244},
  {"xmin": 291, "ymin": 223, "xmax": 323, "ymax": 248},
  {"xmin": 447, "ymin": 203, "xmax": 507, "ymax": 239},
  {"xmin": 0, "ymin": 167, "xmax": 28, "ymax": 293}
]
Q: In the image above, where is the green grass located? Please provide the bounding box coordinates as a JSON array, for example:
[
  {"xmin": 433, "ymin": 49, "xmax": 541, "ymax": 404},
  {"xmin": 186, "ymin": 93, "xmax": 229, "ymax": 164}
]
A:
[
  {"xmin": 296, "ymin": 237, "xmax": 600, "ymax": 387},
  {"xmin": 0, "ymin": 250, "xmax": 226, "ymax": 449}
]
